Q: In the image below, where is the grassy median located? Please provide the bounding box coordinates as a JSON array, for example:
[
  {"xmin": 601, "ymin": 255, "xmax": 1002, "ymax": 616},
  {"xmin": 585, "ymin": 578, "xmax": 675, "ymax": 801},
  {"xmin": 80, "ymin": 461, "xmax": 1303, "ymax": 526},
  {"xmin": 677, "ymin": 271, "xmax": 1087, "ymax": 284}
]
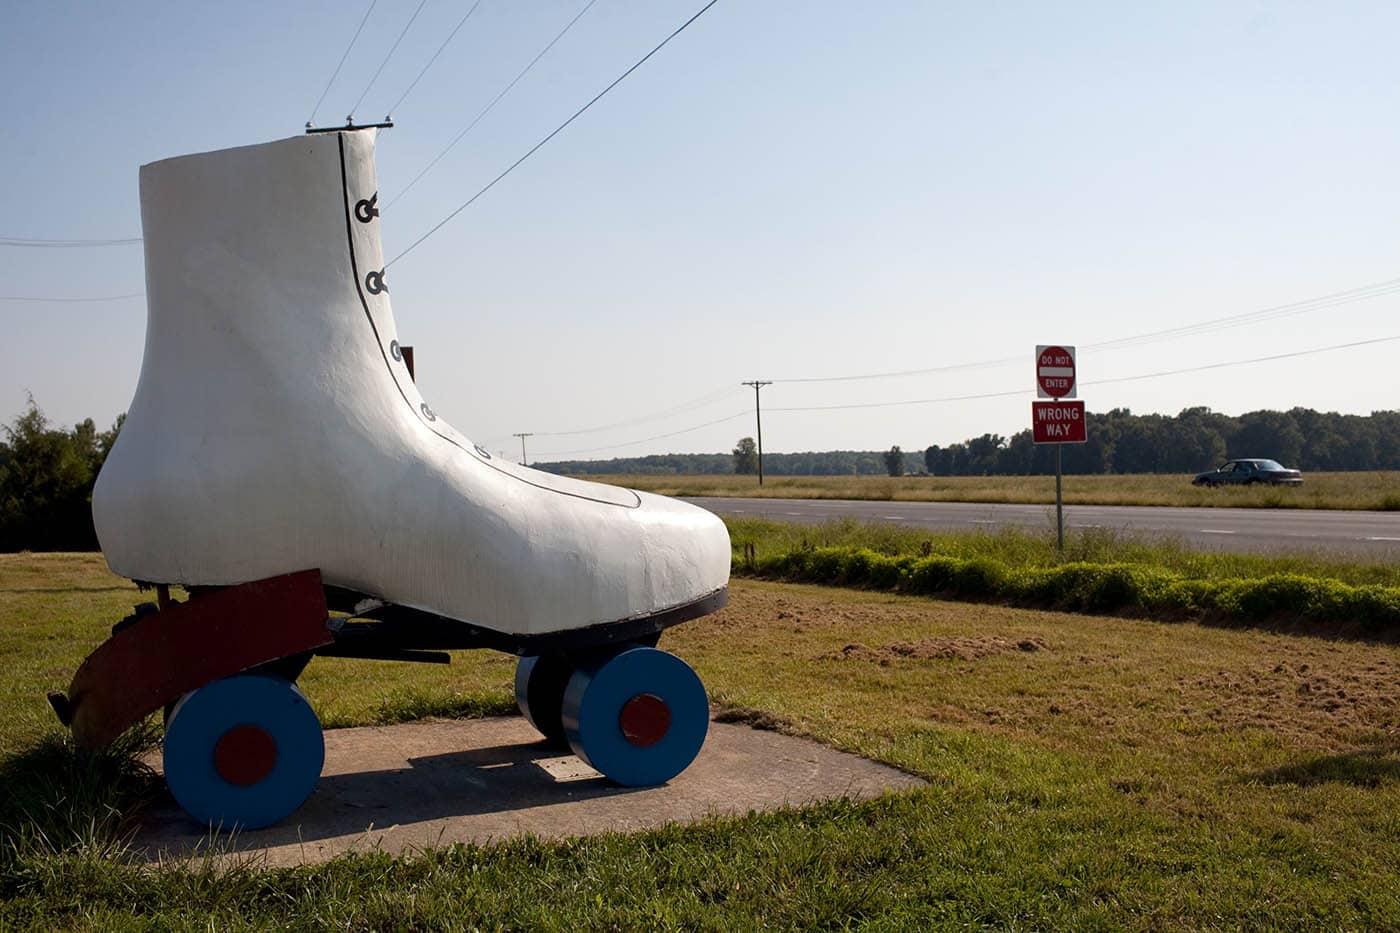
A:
[
  {"xmin": 2, "ymin": 553, "xmax": 1399, "ymax": 928},
  {"xmin": 728, "ymin": 518, "xmax": 1400, "ymax": 636}
]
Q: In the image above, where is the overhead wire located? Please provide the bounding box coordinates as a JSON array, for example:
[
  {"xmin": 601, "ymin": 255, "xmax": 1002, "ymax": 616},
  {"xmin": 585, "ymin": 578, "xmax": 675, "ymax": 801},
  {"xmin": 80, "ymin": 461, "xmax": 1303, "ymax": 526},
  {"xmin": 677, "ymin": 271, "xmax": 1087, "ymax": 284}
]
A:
[
  {"xmin": 1081, "ymin": 334, "xmax": 1400, "ymax": 387},
  {"xmin": 385, "ymin": 0, "xmax": 600, "ymax": 208},
  {"xmin": 308, "ymin": 0, "xmax": 379, "ymax": 126},
  {"xmin": 1084, "ymin": 276, "xmax": 1400, "ymax": 352},
  {"xmin": 532, "ymin": 385, "xmax": 742, "ymax": 437},
  {"xmin": 385, "ymin": 0, "xmax": 722, "ymax": 267},
  {"xmin": 405, "ymin": 334, "xmax": 1400, "ymax": 460},
  {"xmin": 507, "ymin": 278, "xmax": 1400, "ymax": 454},
  {"xmin": 383, "ymin": 0, "xmax": 486, "ymax": 119},
  {"xmin": 1, "ymin": 236, "xmax": 141, "ymax": 248},
  {"xmin": 768, "ymin": 334, "xmax": 1400, "ymax": 413},
  {"xmin": 349, "ymin": 0, "xmax": 430, "ymax": 119},
  {"xmin": 534, "ymin": 410, "xmax": 750, "ymax": 457},
  {"xmin": 770, "ymin": 275, "xmax": 1400, "ymax": 384},
  {"xmin": 0, "ymin": 293, "xmax": 144, "ymax": 303}
]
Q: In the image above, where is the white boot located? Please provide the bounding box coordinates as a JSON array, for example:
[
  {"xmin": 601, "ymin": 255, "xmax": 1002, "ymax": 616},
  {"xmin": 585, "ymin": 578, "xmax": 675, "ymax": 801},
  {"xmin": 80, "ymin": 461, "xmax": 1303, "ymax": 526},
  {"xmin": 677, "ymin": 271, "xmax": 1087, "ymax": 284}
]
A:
[{"xmin": 93, "ymin": 130, "xmax": 730, "ymax": 639}]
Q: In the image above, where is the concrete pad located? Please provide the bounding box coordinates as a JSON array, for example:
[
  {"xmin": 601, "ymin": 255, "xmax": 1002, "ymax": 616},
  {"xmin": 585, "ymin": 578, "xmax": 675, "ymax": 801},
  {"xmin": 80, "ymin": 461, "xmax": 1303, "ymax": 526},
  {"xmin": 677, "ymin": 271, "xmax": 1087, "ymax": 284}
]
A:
[{"xmin": 135, "ymin": 716, "xmax": 925, "ymax": 865}]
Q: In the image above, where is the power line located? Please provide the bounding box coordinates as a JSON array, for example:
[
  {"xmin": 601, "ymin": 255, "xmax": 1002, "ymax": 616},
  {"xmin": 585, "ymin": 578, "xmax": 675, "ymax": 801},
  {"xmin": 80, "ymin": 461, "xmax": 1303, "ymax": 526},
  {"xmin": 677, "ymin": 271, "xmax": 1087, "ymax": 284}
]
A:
[
  {"xmin": 349, "ymin": 0, "xmax": 430, "ymax": 120},
  {"xmin": 386, "ymin": 0, "xmax": 722, "ymax": 267},
  {"xmin": 534, "ymin": 410, "xmax": 749, "ymax": 458},
  {"xmin": 774, "ymin": 354, "xmax": 1021, "ymax": 385},
  {"xmin": 532, "ymin": 385, "xmax": 740, "ymax": 437},
  {"xmin": 771, "ymin": 275, "xmax": 1400, "ymax": 384},
  {"xmin": 1085, "ymin": 276, "xmax": 1400, "ymax": 352},
  {"xmin": 768, "ymin": 334, "xmax": 1400, "ymax": 413},
  {"xmin": 0, "ymin": 236, "xmax": 141, "ymax": 248},
  {"xmin": 308, "ymin": 0, "xmax": 379, "ymax": 126},
  {"xmin": 770, "ymin": 388, "xmax": 1026, "ymax": 413},
  {"xmin": 384, "ymin": 0, "xmax": 486, "ymax": 118},
  {"xmin": 1081, "ymin": 334, "xmax": 1400, "ymax": 387},
  {"xmin": 0, "ymin": 292, "xmax": 144, "ymax": 303},
  {"xmin": 477, "ymin": 334, "xmax": 1400, "ymax": 459},
  {"xmin": 385, "ymin": 0, "xmax": 600, "ymax": 209}
]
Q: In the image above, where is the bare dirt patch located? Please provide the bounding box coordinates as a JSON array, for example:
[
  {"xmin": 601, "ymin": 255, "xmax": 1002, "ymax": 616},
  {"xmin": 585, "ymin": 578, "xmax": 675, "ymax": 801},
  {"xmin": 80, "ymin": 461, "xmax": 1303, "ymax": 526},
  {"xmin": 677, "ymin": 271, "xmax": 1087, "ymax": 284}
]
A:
[
  {"xmin": 822, "ymin": 635, "xmax": 1048, "ymax": 665},
  {"xmin": 703, "ymin": 586, "xmax": 1029, "ymax": 635},
  {"xmin": 1174, "ymin": 649, "xmax": 1400, "ymax": 744}
]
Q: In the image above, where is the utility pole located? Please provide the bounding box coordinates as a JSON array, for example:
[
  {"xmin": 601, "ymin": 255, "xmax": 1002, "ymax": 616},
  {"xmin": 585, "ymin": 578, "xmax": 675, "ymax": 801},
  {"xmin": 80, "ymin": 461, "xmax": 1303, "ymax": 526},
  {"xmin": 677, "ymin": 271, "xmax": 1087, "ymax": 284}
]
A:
[
  {"xmin": 512, "ymin": 432, "xmax": 533, "ymax": 466},
  {"xmin": 741, "ymin": 380, "xmax": 772, "ymax": 485}
]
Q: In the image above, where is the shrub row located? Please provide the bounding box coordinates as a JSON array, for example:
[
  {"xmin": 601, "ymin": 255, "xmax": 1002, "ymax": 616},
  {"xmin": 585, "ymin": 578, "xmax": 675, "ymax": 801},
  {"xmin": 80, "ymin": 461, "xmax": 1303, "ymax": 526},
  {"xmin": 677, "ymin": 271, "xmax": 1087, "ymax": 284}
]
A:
[{"xmin": 739, "ymin": 546, "xmax": 1400, "ymax": 629}]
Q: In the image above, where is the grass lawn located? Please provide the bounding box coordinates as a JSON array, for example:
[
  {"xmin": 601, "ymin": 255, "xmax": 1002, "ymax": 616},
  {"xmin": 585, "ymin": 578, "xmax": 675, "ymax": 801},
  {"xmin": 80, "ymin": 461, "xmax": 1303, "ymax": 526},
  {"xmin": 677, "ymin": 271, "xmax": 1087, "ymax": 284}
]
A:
[
  {"xmin": 585, "ymin": 470, "xmax": 1400, "ymax": 511},
  {"xmin": 2, "ymin": 553, "xmax": 1399, "ymax": 928}
]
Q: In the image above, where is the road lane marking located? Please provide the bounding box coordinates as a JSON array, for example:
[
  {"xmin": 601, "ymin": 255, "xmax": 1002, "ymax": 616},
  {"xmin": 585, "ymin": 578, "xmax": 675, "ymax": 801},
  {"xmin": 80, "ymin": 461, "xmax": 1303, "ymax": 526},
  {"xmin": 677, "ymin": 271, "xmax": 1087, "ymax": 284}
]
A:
[
  {"xmin": 882, "ymin": 515, "xmax": 905, "ymax": 520},
  {"xmin": 1363, "ymin": 536, "xmax": 1400, "ymax": 542},
  {"xmin": 969, "ymin": 520, "xmax": 997, "ymax": 525},
  {"xmin": 1198, "ymin": 529, "xmax": 1237, "ymax": 535},
  {"xmin": 784, "ymin": 512, "xmax": 803, "ymax": 516}
]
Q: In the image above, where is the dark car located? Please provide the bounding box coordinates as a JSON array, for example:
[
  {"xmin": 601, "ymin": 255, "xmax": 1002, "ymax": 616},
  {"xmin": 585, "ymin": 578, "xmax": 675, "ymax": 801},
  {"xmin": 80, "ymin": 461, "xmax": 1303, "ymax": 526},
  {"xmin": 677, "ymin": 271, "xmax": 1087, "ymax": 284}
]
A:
[{"xmin": 1192, "ymin": 459, "xmax": 1303, "ymax": 487}]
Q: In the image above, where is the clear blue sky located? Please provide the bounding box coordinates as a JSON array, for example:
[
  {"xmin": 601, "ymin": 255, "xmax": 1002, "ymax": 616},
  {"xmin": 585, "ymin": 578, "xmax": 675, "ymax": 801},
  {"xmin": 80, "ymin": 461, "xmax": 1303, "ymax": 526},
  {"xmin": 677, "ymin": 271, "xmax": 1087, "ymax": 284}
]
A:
[{"xmin": 4, "ymin": 1, "xmax": 1399, "ymax": 462}]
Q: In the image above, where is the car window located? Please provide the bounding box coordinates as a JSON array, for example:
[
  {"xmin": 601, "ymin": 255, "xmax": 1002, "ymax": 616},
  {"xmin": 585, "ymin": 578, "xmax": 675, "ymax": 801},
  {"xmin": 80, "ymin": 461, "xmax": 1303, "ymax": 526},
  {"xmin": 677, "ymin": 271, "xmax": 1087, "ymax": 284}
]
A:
[{"xmin": 1258, "ymin": 460, "xmax": 1284, "ymax": 470}]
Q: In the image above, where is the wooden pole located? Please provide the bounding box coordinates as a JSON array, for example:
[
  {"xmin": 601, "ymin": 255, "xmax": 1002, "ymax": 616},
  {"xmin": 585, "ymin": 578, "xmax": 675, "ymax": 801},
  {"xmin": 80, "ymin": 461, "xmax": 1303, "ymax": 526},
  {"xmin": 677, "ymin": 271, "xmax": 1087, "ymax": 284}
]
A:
[{"xmin": 741, "ymin": 380, "xmax": 772, "ymax": 485}]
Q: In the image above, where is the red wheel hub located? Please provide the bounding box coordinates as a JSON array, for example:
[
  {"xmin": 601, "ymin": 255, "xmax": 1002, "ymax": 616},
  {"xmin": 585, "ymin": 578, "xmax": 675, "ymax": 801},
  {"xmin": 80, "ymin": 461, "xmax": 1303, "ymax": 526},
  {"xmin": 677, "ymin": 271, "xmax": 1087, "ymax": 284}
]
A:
[
  {"xmin": 212, "ymin": 724, "xmax": 278, "ymax": 786},
  {"xmin": 618, "ymin": 694, "xmax": 671, "ymax": 748}
]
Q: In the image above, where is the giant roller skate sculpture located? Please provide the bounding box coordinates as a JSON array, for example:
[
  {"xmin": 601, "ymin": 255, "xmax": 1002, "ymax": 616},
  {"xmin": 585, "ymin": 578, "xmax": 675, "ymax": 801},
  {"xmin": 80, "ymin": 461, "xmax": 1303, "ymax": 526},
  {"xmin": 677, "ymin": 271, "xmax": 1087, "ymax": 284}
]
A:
[{"xmin": 48, "ymin": 128, "xmax": 730, "ymax": 829}]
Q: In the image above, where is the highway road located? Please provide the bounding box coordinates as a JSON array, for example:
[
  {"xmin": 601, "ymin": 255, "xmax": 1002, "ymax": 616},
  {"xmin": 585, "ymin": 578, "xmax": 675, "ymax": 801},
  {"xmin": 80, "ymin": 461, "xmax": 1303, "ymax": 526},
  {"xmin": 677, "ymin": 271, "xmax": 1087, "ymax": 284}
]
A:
[{"xmin": 684, "ymin": 496, "xmax": 1400, "ymax": 557}]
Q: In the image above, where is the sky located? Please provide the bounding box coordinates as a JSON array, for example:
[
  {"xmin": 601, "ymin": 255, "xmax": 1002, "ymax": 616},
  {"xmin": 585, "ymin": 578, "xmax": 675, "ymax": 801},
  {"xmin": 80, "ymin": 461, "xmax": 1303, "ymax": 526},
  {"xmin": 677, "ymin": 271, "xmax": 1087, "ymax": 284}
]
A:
[{"xmin": 4, "ymin": 1, "xmax": 1399, "ymax": 463}]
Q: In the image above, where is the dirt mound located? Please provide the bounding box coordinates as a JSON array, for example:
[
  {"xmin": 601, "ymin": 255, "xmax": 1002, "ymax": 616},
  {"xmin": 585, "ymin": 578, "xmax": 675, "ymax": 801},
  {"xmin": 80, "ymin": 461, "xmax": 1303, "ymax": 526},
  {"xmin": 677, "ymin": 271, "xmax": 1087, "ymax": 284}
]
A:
[
  {"xmin": 824, "ymin": 636, "xmax": 1048, "ymax": 665},
  {"xmin": 1174, "ymin": 652, "xmax": 1400, "ymax": 742}
]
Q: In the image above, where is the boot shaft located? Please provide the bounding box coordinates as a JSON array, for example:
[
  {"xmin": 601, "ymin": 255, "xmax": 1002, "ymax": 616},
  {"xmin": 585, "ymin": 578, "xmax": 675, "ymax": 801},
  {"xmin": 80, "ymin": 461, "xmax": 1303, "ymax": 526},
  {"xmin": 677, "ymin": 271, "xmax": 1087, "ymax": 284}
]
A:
[{"xmin": 134, "ymin": 131, "xmax": 406, "ymax": 421}]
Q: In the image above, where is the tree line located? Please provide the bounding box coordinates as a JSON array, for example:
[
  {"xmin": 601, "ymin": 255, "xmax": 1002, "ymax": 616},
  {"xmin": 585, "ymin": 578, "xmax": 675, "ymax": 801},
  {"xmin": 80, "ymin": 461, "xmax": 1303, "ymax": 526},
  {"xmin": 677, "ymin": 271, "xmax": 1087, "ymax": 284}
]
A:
[
  {"xmin": 544, "ymin": 407, "xmax": 1400, "ymax": 477},
  {"xmin": 921, "ymin": 406, "xmax": 1400, "ymax": 477}
]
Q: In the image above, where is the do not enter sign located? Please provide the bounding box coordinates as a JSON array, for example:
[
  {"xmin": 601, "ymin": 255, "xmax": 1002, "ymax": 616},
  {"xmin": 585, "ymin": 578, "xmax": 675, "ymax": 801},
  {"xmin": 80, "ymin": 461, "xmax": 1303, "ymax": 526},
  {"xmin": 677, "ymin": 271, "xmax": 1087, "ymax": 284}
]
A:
[
  {"xmin": 1036, "ymin": 345, "xmax": 1076, "ymax": 398},
  {"xmin": 1032, "ymin": 400, "xmax": 1087, "ymax": 444}
]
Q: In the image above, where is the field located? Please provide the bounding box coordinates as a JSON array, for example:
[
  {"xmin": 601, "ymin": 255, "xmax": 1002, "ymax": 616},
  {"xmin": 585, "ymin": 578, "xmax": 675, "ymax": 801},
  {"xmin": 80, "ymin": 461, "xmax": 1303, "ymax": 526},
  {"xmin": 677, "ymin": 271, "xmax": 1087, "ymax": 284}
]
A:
[
  {"xmin": 585, "ymin": 470, "xmax": 1400, "ymax": 511},
  {"xmin": 3, "ymin": 552, "xmax": 1400, "ymax": 928}
]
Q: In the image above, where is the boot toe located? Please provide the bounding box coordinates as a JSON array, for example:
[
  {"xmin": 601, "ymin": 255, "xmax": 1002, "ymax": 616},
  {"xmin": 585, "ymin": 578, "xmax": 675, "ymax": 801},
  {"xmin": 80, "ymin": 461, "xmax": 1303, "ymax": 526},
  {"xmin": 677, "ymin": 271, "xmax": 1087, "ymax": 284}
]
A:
[{"xmin": 631, "ymin": 491, "xmax": 731, "ymax": 610}]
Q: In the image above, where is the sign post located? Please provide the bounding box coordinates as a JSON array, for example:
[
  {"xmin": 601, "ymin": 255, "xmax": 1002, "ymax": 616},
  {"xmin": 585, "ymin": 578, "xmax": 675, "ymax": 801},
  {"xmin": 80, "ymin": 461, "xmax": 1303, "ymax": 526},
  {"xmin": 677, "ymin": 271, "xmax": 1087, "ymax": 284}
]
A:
[{"xmin": 1033, "ymin": 345, "xmax": 1083, "ymax": 556}]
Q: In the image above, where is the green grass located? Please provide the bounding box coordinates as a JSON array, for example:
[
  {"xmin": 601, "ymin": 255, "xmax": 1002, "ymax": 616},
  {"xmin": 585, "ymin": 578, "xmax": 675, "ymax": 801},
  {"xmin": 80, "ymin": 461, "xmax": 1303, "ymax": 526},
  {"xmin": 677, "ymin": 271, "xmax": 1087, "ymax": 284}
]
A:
[
  {"xmin": 587, "ymin": 470, "xmax": 1400, "ymax": 510},
  {"xmin": 3, "ymin": 555, "xmax": 1400, "ymax": 928},
  {"xmin": 728, "ymin": 519, "xmax": 1400, "ymax": 634}
]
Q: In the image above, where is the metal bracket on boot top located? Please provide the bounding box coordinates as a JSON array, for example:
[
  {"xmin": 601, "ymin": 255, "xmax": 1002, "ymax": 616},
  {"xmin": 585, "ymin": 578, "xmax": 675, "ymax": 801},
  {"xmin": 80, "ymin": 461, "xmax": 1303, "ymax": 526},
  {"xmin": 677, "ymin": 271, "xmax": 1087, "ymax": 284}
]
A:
[{"xmin": 51, "ymin": 570, "xmax": 333, "ymax": 749}]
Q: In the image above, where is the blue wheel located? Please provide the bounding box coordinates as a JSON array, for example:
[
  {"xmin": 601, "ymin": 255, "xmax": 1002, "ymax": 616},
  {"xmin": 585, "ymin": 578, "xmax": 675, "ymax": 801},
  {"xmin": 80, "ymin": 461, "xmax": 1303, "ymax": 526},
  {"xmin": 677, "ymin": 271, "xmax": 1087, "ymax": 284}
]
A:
[
  {"xmin": 163, "ymin": 674, "xmax": 324, "ymax": 829},
  {"xmin": 561, "ymin": 647, "xmax": 708, "ymax": 787},
  {"xmin": 515, "ymin": 654, "xmax": 573, "ymax": 747}
]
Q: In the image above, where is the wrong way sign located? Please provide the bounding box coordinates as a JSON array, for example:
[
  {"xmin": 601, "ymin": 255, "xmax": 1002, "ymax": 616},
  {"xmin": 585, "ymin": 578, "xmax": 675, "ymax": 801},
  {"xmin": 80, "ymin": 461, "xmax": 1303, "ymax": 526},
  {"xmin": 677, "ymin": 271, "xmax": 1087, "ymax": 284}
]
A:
[
  {"xmin": 1036, "ymin": 345, "xmax": 1076, "ymax": 398},
  {"xmin": 1032, "ymin": 400, "xmax": 1087, "ymax": 444}
]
